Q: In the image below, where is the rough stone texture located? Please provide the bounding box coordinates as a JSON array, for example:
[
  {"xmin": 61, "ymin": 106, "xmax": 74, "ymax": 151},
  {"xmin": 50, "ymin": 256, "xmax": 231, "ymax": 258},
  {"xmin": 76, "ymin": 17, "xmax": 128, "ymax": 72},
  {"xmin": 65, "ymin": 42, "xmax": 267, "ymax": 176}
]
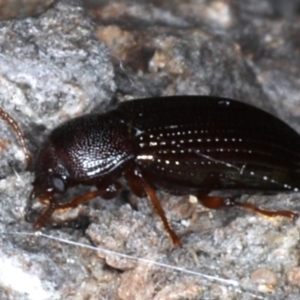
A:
[
  {"xmin": 0, "ymin": 1, "xmax": 115, "ymax": 299},
  {"xmin": 0, "ymin": 0, "xmax": 56, "ymax": 20},
  {"xmin": 0, "ymin": 0, "xmax": 300, "ymax": 299},
  {"xmin": 0, "ymin": 0, "xmax": 115, "ymax": 177}
]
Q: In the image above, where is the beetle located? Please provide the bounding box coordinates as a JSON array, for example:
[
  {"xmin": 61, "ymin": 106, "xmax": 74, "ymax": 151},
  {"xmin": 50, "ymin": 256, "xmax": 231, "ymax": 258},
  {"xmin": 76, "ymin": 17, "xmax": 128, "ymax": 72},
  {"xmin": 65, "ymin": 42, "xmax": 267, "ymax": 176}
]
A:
[{"xmin": 2, "ymin": 96, "xmax": 300, "ymax": 246}]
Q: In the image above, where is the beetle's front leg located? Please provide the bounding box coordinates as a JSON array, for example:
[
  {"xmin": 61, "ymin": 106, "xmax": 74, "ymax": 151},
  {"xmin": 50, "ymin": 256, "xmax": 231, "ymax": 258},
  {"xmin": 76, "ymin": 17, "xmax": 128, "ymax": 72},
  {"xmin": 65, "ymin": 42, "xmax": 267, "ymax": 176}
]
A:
[
  {"xmin": 25, "ymin": 191, "xmax": 56, "ymax": 227},
  {"xmin": 54, "ymin": 180, "xmax": 123, "ymax": 209},
  {"xmin": 30, "ymin": 181, "xmax": 123, "ymax": 229}
]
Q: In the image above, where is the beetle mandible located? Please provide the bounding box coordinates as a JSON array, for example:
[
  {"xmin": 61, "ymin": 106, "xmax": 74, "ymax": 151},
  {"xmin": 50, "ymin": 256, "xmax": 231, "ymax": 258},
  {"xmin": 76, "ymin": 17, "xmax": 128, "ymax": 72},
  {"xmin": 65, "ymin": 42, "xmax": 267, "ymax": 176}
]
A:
[{"xmin": 2, "ymin": 96, "xmax": 300, "ymax": 246}]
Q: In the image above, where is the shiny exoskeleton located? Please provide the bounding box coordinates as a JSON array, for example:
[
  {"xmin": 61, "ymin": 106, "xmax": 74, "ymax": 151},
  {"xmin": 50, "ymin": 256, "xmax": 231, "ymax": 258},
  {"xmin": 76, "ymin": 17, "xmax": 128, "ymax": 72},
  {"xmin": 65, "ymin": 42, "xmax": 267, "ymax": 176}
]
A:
[{"xmin": 8, "ymin": 96, "xmax": 300, "ymax": 245}]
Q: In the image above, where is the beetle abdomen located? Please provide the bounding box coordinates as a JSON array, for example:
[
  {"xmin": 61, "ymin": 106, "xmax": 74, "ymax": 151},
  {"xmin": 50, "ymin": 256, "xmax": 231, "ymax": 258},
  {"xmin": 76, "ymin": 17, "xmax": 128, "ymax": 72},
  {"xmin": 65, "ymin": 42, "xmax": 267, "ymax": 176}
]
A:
[{"xmin": 118, "ymin": 96, "xmax": 300, "ymax": 193}]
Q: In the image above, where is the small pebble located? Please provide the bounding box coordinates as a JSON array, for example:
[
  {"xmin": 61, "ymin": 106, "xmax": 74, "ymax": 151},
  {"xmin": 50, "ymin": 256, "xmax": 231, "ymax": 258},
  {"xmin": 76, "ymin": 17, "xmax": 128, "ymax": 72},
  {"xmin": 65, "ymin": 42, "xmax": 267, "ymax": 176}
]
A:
[
  {"xmin": 287, "ymin": 267, "xmax": 300, "ymax": 287},
  {"xmin": 251, "ymin": 268, "xmax": 278, "ymax": 293}
]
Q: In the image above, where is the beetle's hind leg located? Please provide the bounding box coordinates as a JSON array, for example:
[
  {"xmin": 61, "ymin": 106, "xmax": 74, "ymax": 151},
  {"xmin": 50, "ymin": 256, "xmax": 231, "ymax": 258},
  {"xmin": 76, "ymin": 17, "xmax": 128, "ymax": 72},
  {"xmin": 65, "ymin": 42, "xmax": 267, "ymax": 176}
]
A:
[{"xmin": 197, "ymin": 194, "xmax": 299, "ymax": 220}]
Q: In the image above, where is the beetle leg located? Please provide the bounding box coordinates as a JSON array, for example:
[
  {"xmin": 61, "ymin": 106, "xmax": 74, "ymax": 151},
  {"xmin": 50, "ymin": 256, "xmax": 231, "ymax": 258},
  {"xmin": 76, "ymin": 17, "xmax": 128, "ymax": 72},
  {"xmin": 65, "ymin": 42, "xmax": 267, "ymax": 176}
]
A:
[
  {"xmin": 33, "ymin": 194, "xmax": 58, "ymax": 229},
  {"xmin": 55, "ymin": 190, "xmax": 107, "ymax": 210},
  {"xmin": 198, "ymin": 195, "xmax": 298, "ymax": 220},
  {"xmin": 55, "ymin": 180, "xmax": 123, "ymax": 209},
  {"xmin": 33, "ymin": 190, "xmax": 109, "ymax": 230},
  {"xmin": 33, "ymin": 182, "xmax": 123, "ymax": 229},
  {"xmin": 234, "ymin": 200, "xmax": 299, "ymax": 220},
  {"xmin": 125, "ymin": 171, "xmax": 146, "ymax": 198},
  {"xmin": 127, "ymin": 170, "xmax": 181, "ymax": 246}
]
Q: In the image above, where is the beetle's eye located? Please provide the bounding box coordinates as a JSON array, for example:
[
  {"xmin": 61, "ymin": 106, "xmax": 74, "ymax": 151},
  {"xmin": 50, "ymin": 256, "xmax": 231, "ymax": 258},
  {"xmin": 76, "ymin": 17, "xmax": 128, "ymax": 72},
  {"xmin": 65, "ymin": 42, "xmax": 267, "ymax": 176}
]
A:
[{"xmin": 52, "ymin": 177, "xmax": 65, "ymax": 193}]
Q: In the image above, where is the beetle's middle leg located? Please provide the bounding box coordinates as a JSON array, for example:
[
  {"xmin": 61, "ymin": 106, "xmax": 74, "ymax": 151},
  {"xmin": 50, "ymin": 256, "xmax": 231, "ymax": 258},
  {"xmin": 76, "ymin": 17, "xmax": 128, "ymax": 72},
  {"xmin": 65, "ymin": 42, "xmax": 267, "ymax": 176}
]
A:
[{"xmin": 125, "ymin": 169, "xmax": 181, "ymax": 247}]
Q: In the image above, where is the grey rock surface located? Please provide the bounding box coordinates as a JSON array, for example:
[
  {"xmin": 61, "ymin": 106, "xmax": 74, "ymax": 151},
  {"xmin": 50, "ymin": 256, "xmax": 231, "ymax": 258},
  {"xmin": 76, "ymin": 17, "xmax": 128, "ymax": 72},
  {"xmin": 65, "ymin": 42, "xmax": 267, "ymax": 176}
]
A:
[
  {"xmin": 0, "ymin": 0, "xmax": 300, "ymax": 299},
  {"xmin": 0, "ymin": 1, "xmax": 116, "ymax": 299}
]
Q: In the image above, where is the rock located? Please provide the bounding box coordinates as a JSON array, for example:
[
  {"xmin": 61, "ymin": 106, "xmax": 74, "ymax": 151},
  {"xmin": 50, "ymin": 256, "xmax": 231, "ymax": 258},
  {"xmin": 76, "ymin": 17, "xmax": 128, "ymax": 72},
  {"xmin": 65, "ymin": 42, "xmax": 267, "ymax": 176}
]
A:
[
  {"xmin": 0, "ymin": 0, "xmax": 56, "ymax": 20},
  {"xmin": 1, "ymin": 0, "xmax": 300, "ymax": 299}
]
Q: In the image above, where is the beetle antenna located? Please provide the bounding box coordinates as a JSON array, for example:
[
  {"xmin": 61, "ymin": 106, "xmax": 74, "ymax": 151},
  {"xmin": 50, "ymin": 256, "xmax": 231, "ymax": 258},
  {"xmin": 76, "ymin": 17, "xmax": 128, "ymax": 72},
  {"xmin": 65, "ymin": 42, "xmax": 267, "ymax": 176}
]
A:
[{"xmin": 0, "ymin": 106, "xmax": 31, "ymax": 165}]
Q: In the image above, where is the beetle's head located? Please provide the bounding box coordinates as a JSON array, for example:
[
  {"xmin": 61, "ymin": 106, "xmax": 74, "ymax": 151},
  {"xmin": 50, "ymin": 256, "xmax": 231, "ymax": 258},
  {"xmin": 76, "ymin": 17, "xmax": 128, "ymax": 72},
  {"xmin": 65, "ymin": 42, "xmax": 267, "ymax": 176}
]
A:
[
  {"xmin": 31, "ymin": 139, "xmax": 69, "ymax": 197},
  {"xmin": 27, "ymin": 139, "xmax": 69, "ymax": 228}
]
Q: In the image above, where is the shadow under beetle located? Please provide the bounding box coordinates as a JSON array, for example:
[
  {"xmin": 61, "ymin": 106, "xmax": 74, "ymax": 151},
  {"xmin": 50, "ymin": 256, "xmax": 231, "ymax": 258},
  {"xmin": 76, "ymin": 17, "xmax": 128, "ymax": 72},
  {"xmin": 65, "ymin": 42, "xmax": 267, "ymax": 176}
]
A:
[{"xmin": 1, "ymin": 96, "xmax": 300, "ymax": 246}]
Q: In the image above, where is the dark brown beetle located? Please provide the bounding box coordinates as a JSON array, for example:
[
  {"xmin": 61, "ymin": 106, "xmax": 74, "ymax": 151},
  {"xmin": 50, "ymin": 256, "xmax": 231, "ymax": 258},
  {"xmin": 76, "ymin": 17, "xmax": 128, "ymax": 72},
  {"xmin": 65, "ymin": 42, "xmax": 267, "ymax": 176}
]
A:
[{"xmin": 2, "ymin": 96, "xmax": 300, "ymax": 246}]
